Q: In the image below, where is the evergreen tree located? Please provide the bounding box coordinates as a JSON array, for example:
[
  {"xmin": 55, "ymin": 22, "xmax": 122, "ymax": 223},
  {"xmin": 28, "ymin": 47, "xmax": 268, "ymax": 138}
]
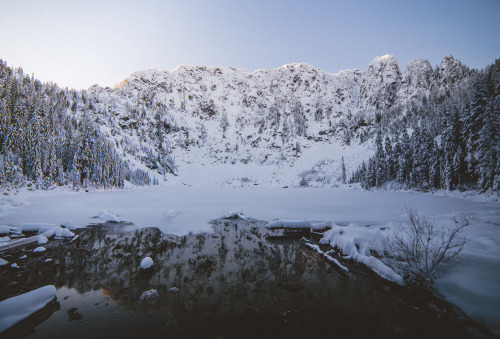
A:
[{"xmin": 341, "ymin": 156, "xmax": 347, "ymax": 184}]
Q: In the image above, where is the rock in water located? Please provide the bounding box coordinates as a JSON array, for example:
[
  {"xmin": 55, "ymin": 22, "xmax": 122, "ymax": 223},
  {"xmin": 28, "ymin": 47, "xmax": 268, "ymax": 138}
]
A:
[
  {"xmin": 140, "ymin": 289, "xmax": 159, "ymax": 301},
  {"xmin": 140, "ymin": 256, "xmax": 153, "ymax": 270}
]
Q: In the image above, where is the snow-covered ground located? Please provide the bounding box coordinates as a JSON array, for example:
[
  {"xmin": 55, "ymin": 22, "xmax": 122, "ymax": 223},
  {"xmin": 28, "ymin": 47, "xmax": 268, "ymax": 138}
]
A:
[{"xmin": 0, "ymin": 186, "xmax": 499, "ymax": 334}]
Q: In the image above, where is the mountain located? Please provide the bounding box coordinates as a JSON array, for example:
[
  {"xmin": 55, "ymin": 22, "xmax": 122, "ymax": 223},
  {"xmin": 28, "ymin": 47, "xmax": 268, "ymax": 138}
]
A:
[{"xmin": 0, "ymin": 55, "xmax": 498, "ymax": 191}]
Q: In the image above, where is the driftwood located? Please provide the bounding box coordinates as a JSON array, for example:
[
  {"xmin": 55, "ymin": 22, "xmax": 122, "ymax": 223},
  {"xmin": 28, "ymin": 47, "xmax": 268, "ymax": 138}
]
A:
[{"xmin": 0, "ymin": 230, "xmax": 55, "ymax": 252}]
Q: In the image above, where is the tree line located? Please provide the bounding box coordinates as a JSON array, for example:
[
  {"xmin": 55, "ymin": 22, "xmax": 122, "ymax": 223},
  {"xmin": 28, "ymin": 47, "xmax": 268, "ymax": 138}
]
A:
[
  {"xmin": 0, "ymin": 60, "xmax": 151, "ymax": 189},
  {"xmin": 350, "ymin": 59, "xmax": 500, "ymax": 193}
]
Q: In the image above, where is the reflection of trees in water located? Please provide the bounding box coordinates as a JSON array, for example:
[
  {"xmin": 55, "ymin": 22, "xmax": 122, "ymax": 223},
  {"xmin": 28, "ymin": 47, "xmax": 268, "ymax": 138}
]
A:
[
  {"xmin": 0, "ymin": 219, "xmax": 481, "ymax": 338},
  {"xmin": 47, "ymin": 219, "xmax": 381, "ymax": 317}
]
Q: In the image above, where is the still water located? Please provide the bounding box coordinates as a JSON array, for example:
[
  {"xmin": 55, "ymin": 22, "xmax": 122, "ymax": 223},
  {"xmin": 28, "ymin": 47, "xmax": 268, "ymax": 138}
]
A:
[{"xmin": 1, "ymin": 219, "xmax": 476, "ymax": 338}]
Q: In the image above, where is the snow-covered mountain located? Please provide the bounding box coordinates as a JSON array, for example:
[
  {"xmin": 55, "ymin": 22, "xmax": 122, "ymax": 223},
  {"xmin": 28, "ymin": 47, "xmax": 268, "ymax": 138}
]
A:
[{"xmin": 79, "ymin": 55, "xmax": 473, "ymax": 187}]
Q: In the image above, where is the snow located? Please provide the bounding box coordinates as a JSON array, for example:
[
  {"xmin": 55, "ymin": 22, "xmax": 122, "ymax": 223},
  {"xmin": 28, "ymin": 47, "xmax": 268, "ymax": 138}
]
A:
[
  {"xmin": 37, "ymin": 235, "xmax": 48, "ymax": 245},
  {"xmin": 220, "ymin": 210, "xmax": 251, "ymax": 220},
  {"xmin": 33, "ymin": 247, "xmax": 46, "ymax": 253},
  {"xmin": 10, "ymin": 263, "xmax": 19, "ymax": 268},
  {"xmin": 54, "ymin": 227, "xmax": 74, "ymax": 238},
  {"xmin": 97, "ymin": 209, "xmax": 120, "ymax": 223},
  {"xmin": 140, "ymin": 256, "xmax": 153, "ymax": 270},
  {"xmin": 0, "ymin": 258, "xmax": 8, "ymax": 266},
  {"xmin": 60, "ymin": 221, "xmax": 76, "ymax": 230},
  {"xmin": 0, "ymin": 285, "xmax": 56, "ymax": 332},
  {"xmin": 165, "ymin": 209, "xmax": 177, "ymax": 218},
  {"xmin": 0, "ymin": 236, "xmax": 9, "ymax": 243},
  {"xmin": 305, "ymin": 243, "xmax": 349, "ymax": 272},
  {"xmin": 17, "ymin": 223, "xmax": 59, "ymax": 233},
  {"xmin": 319, "ymin": 224, "xmax": 405, "ymax": 285},
  {"xmin": 0, "ymin": 225, "xmax": 11, "ymax": 235}
]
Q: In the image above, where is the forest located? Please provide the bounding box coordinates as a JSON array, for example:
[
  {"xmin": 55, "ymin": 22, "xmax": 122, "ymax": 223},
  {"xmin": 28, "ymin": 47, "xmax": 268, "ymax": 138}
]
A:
[{"xmin": 350, "ymin": 59, "xmax": 500, "ymax": 193}]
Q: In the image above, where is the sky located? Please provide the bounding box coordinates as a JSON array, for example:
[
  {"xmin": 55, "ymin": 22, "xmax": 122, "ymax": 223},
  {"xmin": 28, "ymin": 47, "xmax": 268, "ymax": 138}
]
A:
[{"xmin": 1, "ymin": 0, "xmax": 499, "ymax": 90}]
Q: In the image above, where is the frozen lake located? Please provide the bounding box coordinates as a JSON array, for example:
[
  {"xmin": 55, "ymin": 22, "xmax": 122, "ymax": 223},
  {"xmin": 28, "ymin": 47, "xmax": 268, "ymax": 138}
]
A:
[
  {"xmin": 1, "ymin": 186, "xmax": 499, "ymax": 335},
  {"xmin": 1, "ymin": 186, "xmax": 498, "ymax": 235}
]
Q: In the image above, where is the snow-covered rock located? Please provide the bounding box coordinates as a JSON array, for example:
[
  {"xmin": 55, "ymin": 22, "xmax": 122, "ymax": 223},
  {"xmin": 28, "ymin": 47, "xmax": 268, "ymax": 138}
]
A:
[
  {"xmin": 33, "ymin": 247, "xmax": 46, "ymax": 253},
  {"xmin": 79, "ymin": 55, "xmax": 472, "ymax": 187},
  {"xmin": 0, "ymin": 285, "xmax": 56, "ymax": 332},
  {"xmin": 168, "ymin": 287, "xmax": 179, "ymax": 293},
  {"xmin": 139, "ymin": 289, "xmax": 159, "ymax": 301},
  {"xmin": 37, "ymin": 235, "xmax": 49, "ymax": 245},
  {"xmin": 0, "ymin": 258, "xmax": 8, "ymax": 266},
  {"xmin": 60, "ymin": 221, "xmax": 76, "ymax": 231},
  {"xmin": 54, "ymin": 227, "xmax": 74, "ymax": 238},
  {"xmin": 140, "ymin": 256, "xmax": 153, "ymax": 270},
  {"xmin": 97, "ymin": 209, "xmax": 120, "ymax": 223}
]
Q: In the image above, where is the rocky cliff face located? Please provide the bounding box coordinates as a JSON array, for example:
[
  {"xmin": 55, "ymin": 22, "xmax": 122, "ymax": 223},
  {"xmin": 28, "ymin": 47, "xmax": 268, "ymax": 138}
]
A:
[{"xmin": 80, "ymin": 55, "xmax": 472, "ymax": 186}]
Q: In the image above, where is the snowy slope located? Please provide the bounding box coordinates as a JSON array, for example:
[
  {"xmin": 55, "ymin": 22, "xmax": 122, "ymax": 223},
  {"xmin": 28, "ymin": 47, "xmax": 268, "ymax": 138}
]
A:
[{"xmin": 78, "ymin": 55, "xmax": 472, "ymax": 187}]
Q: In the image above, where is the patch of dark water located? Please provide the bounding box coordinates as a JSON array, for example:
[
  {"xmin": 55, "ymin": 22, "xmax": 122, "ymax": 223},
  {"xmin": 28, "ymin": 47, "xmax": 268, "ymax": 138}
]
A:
[{"xmin": 0, "ymin": 219, "xmax": 490, "ymax": 338}]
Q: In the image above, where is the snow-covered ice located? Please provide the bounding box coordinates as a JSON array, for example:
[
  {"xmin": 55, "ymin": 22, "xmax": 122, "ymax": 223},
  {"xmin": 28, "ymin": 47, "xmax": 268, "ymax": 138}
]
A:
[{"xmin": 0, "ymin": 285, "xmax": 56, "ymax": 332}]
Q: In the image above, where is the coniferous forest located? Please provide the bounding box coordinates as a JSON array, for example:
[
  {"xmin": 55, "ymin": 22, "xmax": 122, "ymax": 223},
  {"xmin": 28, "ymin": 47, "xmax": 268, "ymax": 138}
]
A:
[
  {"xmin": 0, "ymin": 60, "xmax": 150, "ymax": 189},
  {"xmin": 0, "ymin": 57, "xmax": 499, "ymax": 193},
  {"xmin": 350, "ymin": 59, "xmax": 500, "ymax": 193}
]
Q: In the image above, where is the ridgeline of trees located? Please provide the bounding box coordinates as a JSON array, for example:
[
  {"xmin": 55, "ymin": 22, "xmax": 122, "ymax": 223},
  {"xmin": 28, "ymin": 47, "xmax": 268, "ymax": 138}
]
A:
[
  {"xmin": 350, "ymin": 59, "xmax": 500, "ymax": 193},
  {"xmin": 0, "ymin": 60, "xmax": 150, "ymax": 189}
]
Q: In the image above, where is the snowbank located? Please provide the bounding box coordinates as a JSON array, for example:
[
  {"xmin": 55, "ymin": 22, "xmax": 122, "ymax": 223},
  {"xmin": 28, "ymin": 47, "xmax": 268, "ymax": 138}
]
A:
[
  {"xmin": 320, "ymin": 225, "xmax": 404, "ymax": 285},
  {"xmin": 0, "ymin": 285, "xmax": 56, "ymax": 332}
]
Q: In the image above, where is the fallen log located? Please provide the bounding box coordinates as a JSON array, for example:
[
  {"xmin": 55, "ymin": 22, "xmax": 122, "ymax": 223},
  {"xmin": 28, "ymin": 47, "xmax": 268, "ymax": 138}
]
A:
[{"xmin": 0, "ymin": 230, "xmax": 55, "ymax": 252}]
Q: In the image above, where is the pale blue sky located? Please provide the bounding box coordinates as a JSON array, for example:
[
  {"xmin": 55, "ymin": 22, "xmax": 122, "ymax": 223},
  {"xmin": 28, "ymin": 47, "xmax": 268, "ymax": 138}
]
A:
[{"xmin": 1, "ymin": 0, "xmax": 499, "ymax": 90}]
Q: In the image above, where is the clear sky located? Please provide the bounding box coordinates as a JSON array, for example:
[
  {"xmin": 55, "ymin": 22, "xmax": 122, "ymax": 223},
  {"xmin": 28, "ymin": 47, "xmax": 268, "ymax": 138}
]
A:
[{"xmin": 1, "ymin": 0, "xmax": 499, "ymax": 90}]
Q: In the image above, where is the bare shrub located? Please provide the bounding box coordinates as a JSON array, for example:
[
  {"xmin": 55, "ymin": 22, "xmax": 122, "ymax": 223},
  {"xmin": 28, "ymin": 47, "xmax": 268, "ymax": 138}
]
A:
[{"xmin": 386, "ymin": 207, "xmax": 470, "ymax": 287}]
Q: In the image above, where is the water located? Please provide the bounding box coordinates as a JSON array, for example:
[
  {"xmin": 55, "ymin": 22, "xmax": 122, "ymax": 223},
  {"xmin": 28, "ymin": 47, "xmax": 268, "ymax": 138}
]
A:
[{"xmin": 1, "ymin": 219, "xmax": 479, "ymax": 338}]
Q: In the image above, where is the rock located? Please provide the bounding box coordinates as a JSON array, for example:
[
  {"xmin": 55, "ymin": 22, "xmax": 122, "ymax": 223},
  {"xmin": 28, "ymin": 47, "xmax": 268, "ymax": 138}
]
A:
[
  {"xmin": 140, "ymin": 289, "xmax": 159, "ymax": 301},
  {"xmin": 140, "ymin": 256, "xmax": 153, "ymax": 270}
]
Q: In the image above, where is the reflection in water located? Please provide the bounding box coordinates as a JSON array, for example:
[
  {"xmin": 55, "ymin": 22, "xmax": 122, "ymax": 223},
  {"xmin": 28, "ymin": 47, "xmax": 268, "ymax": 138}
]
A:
[{"xmin": 2, "ymin": 219, "xmax": 478, "ymax": 338}]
